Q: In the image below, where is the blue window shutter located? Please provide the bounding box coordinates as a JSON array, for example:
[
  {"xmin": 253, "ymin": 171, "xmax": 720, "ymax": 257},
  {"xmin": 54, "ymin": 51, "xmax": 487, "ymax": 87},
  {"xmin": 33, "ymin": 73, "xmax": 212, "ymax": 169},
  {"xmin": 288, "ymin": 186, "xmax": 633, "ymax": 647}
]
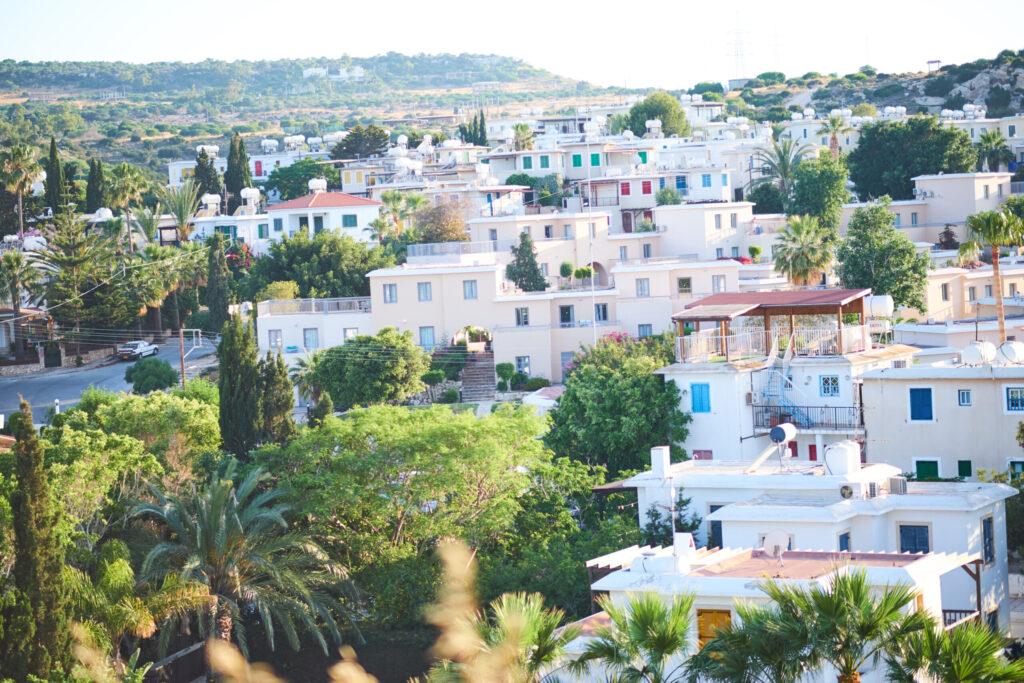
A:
[
  {"xmin": 909, "ymin": 388, "xmax": 933, "ymax": 420},
  {"xmin": 691, "ymin": 383, "xmax": 710, "ymax": 413}
]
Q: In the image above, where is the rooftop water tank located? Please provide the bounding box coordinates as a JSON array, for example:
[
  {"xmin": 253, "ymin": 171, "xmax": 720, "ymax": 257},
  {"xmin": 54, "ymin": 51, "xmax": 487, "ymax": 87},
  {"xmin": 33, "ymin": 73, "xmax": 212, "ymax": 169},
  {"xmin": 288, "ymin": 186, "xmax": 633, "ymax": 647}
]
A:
[
  {"xmin": 961, "ymin": 340, "xmax": 997, "ymax": 366},
  {"xmin": 239, "ymin": 187, "xmax": 260, "ymax": 203},
  {"xmin": 864, "ymin": 294, "xmax": 894, "ymax": 319},
  {"xmin": 201, "ymin": 193, "xmax": 221, "ymax": 207},
  {"xmin": 824, "ymin": 441, "xmax": 861, "ymax": 476},
  {"xmin": 307, "ymin": 178, "xmax": 328, "ymax": 193},
  {"xmin": 999, "ymin": 341, "xmax": 1024, "ymax": 364}
]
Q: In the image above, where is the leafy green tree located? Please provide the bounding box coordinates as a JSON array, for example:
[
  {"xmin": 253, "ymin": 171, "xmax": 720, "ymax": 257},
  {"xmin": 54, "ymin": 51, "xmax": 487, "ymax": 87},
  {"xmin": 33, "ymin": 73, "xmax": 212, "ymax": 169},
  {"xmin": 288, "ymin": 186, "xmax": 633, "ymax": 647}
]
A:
[
  {"xmin": 656, "ymin": 187, "xmax": 682, "ymax": 206},
  {"xmin": 264, "ymin": 157, "xmax": 340, "ymax": 200},
  {"xmin": 315, "ymin": 327, "xmax": 430, "ymax": 410},
  {"xmin": 848, "ymin": 116, "xmax": 977, "ymax": 199},
  {"xmin": 125, "ymin": 356, "xmax": 179, "ymax": 394},
  {"xmin": 217, "ymin": 315, "xmax": 261, "ymax": 458},
  {"xmin": 512, "ymin": 123, "xmax": 534, "ymax": 151},
  {"xmin": 570, "ymin": 592, "xmax": 695, "ymax": 683},
  {"xmin": 243, "ymin": 231, "xmax": 393, "ymax": 299},
  {"xmin": 329, "ymin": 124, "xmax": 390, "ymax": 159},
  {"xmin": 371, "ymin": 190, "xmax": 427, "ymax": 242},
  {"xmin": 773, "ymin": 215, "xmax": 833, "ymax": 285},
  {"xmin": 414, "ymin": 200, "xmax": 468, "ymax": 243},
  {"xmin": 306, "ymin": 391, "xmax": 333, "ymax": 427},
  {"xmin": 204, "ymin": 233, "xmax": 231, "ymax": 333},
  {"xmin": 255, "ymin": 404, "xmax": 553, "ymax": 628},
  {"xmin": 959, "ymin": 209, "xmax": 1024, "ymax": 342},
  {"xmin": 0, "ymin": 144, "xmax": 39, "ymax": 238},
  {"xmin": 259, "ymin": 351, "xmax": 296, "ymax": 445},
  {"xmin": 44, "ymin": 136, "xmax": 65, "ymax": 212},
  {"xmin": 133, "ymin": 463, "xmax": 353, "ymax": 655},
  {"xmin": 256, "ymin": 280, "xmax": 299, "ymax": 301},
  {"xmin": 627, "ymin": 92, "xmax": 691, "ymax": 138},
  {"xmin": 836, "ymin": 200, "xmax": 930, "ymax": 310},
  {"xmin": 749, "ymin": 137, "xmax": 810, "ymax": 200},
  {"xmin": 0, "ymin": 400, "xmax": 71, "ymax": 680},
  {"xmin": 885, "ymin": 620, "xmax": 1024, "ymax": 683},
  {"xmin": 747, "ymin": 183, "xmax": 785, "ymax": 213},
  {"xmin": 789, "ymin": 153, "xmax": 850, "ymax": 233},
  {"xmin": 505, "ymin": 232, "xmax": 547, "ymax": 292},
  {"xmin": 85, "ymin": 158, "xmax": 106, "ymax": 213},
  {"xmin": 193, "ymin": 148, "xmax": 222, "ymax": 199},
  {"xmin": 641, "ymin": 489, "xmax": 701, "ymax": 546},
  {"xmin": 223, "ymin": 133, "xmax": 252, "ymax": 213},
  {"xmin": 545, "ymin": 333, "xmax": 691, "ymax": 476}
]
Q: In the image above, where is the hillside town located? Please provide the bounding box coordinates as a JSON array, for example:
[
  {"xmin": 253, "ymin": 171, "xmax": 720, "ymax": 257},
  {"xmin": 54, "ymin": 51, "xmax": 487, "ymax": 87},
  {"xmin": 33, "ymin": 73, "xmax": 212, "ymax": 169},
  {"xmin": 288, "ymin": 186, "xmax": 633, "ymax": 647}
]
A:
[{"xmin": 6, "ymin": 11, "xmax": 1024, "ymax": 681}]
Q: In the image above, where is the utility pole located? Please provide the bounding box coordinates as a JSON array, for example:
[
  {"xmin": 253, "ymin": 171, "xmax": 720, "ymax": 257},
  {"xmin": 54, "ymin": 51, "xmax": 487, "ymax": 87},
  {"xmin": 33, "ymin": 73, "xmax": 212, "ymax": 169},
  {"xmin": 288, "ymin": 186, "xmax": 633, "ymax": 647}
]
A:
[{"xmin": 178, "ymin": 327, "xmax": 186, "ymax": 388}]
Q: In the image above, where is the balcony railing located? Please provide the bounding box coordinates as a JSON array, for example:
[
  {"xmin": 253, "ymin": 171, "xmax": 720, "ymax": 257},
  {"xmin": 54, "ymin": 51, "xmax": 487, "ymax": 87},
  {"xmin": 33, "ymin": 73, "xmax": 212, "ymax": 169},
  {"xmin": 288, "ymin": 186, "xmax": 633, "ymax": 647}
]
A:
[
  {"xmin": 942, "ymin": 609, "xmax": 980, "ymax": 630},
  {"xmin": 257, "ymin": 297, "xmax": 371, "ymax": 316},
  {"xmin": 1011, "ymin": 181, "xmax": 1024, "ymax": 195},
  {"xmin": 752, "ymin": 404, "xmax": 863, "ymax": 430},
  {"xmin": 678, "ymin": 329, "xmax": 766, "ymax": 363},
  {"xmin": 787, "ymin": 325, "xmax": 870, "ymax": 356},
  {"xmin": 407, "ymin": 239, "xmax": 514, "ymax": 259},
  {"xmin": 677, "ymin": 324, "xmax": 872, "ymax": 363}
]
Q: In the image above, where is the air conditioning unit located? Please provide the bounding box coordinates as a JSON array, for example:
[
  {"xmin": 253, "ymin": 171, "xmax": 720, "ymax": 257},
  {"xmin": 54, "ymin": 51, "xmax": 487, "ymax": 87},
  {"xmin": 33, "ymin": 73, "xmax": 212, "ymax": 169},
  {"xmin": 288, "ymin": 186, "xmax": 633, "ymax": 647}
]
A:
[
  {"xmin": 889, "ymin": 476, "xmax": 908, "ymax": 495},
  {"xmin": 744, "ymin": 392, "xmax": 753, "ymax": 405}
]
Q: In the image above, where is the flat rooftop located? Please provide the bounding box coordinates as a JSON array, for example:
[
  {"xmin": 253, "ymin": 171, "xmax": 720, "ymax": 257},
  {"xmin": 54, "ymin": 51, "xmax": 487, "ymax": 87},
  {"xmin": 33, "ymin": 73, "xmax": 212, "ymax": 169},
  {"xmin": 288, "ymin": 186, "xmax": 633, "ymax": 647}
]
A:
[{"xmin": 690, "ymin": 549, "xmax": 918, "ymax": 580}]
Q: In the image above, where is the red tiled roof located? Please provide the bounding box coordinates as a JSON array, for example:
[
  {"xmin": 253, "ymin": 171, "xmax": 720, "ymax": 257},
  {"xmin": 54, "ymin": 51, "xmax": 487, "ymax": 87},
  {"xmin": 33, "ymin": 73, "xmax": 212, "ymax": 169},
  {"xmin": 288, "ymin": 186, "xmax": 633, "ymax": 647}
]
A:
[{"xmin": 267, "ymin": 192, "xmax": 382, "ymax": 211}]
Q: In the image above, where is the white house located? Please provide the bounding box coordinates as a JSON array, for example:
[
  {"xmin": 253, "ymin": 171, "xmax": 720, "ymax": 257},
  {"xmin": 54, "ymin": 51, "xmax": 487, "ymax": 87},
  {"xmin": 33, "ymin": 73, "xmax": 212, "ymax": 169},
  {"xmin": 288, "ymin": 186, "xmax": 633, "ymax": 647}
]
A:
[
  {"xmin": 256, "ymin": 297, "xmax": 372, "ymax": 356},
  {"xmin": 265, "ymin": 182, "xmax": 382, "ymax": 242}
]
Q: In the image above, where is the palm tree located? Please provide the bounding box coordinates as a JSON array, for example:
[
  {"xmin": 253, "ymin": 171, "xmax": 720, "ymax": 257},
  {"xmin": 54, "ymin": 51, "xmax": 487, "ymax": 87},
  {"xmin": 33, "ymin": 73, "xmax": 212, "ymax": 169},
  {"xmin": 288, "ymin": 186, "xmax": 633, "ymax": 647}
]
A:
[
  {"xmin": 748, "ymin": 137, "xmax": 810, "ymax": 199},
  {"xmin": 0, "ymin": 145, "xmax": 39, "ymax": 239},
  {"xmin": 773, "ymin": 215, "xmax": 833, "ymax": 285},
  {"xmin": 686, "ymin": 601, "xmax": 819, "ymax": 683},
  {"xmin": 570, "ymin": 592, "xmax": 695, "ymax": 683},
  {"xmin": 132, "ymin": 203, "xmax": 161, "ymax": 245},
  {"xmin": 138, "ymin": 244, "xmax": 180, "ymax": 336},
  {"xmin": 0, "ymin": 249, "xmax": 42, "ymax": 358},
  {"xmin": 975, "ymin": 130, "xmax": 1013, "ymax": 172},
  {"xmin": 290, "ymin": 349, "xmax": 325, "ymax": 406},
  {"xmin": 760, "ymin": 570, "xmax": 931, "ymax": 683},
  {"xmin": 427, "ymin": 592, "xmax": 580, "ymax": 682},
  {"xmin": 374, "ymin": 190, "xmax": 427, "ymax": 242},
  {"xmin": 885, "ymin": 621, "xmax": 1024, "ymax": 682},
  {"xmin": 817, "ymin": 114, "xmax": 853, "ymax": 157},
  {"xmin": 132, "ymin": 462, "xmax": 355, "ymax": 656},
  {"xmin": 960, "ymin": 209, "xmax": 1024, "ymax": 342},
  {"xmin": 160, "ymin": 179, "xmax": 201, "ymax": 242},
  {"xmin": 512, "ymin": 123, "xmax": 535, "ymax": 151},
  {"xmin": 107, "ymin": 163, "xmax": 149, "ymax": 252},
  {"xmin": 70, "ymin": 540, "xmax": 209, "ymax": 665}
]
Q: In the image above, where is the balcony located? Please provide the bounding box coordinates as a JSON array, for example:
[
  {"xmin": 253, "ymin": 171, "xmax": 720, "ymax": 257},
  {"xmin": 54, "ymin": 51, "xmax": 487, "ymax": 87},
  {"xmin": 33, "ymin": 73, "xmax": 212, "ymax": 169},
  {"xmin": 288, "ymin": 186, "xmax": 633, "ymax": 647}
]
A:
[
  {"xmin": 407, "ymin": 239, "xmax": 514, "ymax": 260},
  {"xmin": 752, "ymin": 404, "xmax": 863, "ymax": 431},
  {"xmin": 676, "ymin": 325, "xmax": 870, "ymax": 364},
  {"xmin": 257, "ymin": 297, "xmax": 371, "ymax": 316},
  {"xmin": 1011, "ymin": 181, "xmax": 1024, "ymax": 195},
  {"xmin": 678, "ymin": 329, "xmax": 766, "ymax": 363},
  {"xmin": 942, "ymin": 609, "xmax": 980, "ymax": 630}
]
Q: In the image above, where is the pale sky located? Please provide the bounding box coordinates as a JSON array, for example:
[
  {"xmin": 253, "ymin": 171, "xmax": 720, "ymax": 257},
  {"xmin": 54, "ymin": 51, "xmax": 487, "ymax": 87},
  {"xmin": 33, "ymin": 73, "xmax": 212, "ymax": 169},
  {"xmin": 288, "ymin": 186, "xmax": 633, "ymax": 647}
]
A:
[{"xmin": 3, "ymin": 0, "xmax": 1023, "ymax": 90}]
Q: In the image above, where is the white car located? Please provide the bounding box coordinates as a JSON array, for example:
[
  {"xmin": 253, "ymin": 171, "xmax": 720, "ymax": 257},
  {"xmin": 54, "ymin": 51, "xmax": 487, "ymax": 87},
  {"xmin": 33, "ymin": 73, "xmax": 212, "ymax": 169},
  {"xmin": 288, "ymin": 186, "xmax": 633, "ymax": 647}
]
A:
[{"xmin": 117, "ymin": 340, "xmax": 159, "ymax": 360}]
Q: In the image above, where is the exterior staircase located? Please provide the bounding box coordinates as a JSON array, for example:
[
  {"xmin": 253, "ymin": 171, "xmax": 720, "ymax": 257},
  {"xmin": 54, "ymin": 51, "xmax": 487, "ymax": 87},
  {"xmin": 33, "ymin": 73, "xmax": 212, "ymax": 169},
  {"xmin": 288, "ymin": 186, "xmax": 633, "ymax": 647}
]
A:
[{"xmin": 461, "ymin": 351, "xmax": 496, "ymax": 402}]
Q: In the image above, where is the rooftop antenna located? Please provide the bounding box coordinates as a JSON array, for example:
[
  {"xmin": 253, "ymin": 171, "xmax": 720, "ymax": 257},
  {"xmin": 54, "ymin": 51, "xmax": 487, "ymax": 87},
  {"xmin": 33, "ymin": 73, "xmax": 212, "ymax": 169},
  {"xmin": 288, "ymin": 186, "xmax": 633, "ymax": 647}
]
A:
[
  {"xmin": 927, "ymin": 60, "xmax": 942, "ymax": 73},
  {"xmin": 728, "ymin": 10, "xmax": 747, "ymax": 79}
]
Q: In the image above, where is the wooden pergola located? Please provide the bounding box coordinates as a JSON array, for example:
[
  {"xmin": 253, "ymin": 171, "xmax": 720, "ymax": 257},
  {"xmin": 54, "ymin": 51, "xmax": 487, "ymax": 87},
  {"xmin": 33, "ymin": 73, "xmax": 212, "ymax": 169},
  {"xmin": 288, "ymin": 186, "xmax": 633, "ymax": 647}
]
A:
[{"xmin": 672, "ymin": 289, "xmax": 871, "ymax": 362}]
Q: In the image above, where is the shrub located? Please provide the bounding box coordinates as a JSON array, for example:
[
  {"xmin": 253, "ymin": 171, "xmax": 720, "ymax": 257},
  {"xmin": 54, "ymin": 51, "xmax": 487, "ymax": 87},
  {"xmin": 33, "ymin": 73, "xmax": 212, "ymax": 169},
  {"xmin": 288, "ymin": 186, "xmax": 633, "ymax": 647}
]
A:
[
  {"xmin": 510, "ymin": 372, "xmax": 529, "ymax": 390},
  {"xmin": 439, "ymin": 388, "xmax": 459, "ymax": 404},
  {"xmin": 495, "ymin": 362, "xmax": 516, "ymax": 382},
  {"xmin": 125, "ymin": 357, "xmax": 179, "ymax": 394},
  {"xmin": 559, "ymin": 262, "xmax": 573, "ymax": 278},
  {"xmin": 523, "ymin": 377, "xmax": 550, "ymax": 391},
  {"xmin": 496, "ymin": 379, "xmax": 509, "ymax": 392}
]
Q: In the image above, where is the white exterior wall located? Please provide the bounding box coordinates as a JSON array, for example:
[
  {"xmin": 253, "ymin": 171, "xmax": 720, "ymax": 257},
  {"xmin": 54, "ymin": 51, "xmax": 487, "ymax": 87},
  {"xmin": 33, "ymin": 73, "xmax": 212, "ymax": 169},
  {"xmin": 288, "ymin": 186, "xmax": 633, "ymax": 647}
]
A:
[{"xmin": 257, "ymin": 309, "xmax": 373, "ymax": 355}]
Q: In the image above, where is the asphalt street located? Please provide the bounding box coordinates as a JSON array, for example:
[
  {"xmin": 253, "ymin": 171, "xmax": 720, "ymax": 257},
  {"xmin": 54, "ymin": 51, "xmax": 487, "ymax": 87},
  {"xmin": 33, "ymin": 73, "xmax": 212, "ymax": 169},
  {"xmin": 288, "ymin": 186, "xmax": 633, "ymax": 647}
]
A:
[{"xmin": 0, "ymin": 339, "xmax": 218, "ymax": 420}]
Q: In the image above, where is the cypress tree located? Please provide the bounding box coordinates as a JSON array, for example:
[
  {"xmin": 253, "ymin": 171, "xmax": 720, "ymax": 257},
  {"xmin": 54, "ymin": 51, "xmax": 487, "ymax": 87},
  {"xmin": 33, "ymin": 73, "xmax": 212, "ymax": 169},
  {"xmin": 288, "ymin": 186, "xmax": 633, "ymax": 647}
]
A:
[
  {"xmin": 260, "ymin": 351, "xmax": 297, "ymax": 445},
  {"xmin": 223, "ymin": 134, "xmax": 252, "ymax": 214},
  {"xmin": 194, "ymin": 148, "xmax": 223, "ymax": 200},
  {"xmin": 85, "ymin": 158, "xmax": 106, "ymax": 213},
  {"xmin": 0, "ymin": 400, "xmax": 71, "ymax": 679},
  {"xmin": 44, "ymin": 137, "xmax": 65, "ymax": 213},
  {"xmin": 205, "ymin": 233, "xmax": 231, "ymax": 334},
  {"xmin": 505, "ymin": 232, "xmax": 548, "ymax": 292},
  {"xmin": 307, "ymin": 391, "xmax": 333, "ymax": 428},
  {"xmin": 217, "ymin": 315, "xmax": 261, "ymax": 458},
  {"xmin": 477, "ymin": 110, "xmax": 487, "ymax": 145}
]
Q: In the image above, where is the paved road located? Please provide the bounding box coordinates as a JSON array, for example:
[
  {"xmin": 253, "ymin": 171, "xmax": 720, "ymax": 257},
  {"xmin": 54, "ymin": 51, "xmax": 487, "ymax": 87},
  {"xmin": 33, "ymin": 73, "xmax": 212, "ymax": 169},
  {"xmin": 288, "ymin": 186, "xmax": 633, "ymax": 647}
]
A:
[{"xmin": 0, "ymin": 340, "xmax": 218, "ymax": 419}]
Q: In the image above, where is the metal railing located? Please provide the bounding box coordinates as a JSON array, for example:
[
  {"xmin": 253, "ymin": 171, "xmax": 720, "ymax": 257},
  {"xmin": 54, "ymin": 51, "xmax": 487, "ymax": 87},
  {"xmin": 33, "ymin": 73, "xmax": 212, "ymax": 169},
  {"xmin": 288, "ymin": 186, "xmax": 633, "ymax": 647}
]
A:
[
  {"xmin": 1011, "ymin": 182, "xmax": 1024, "ymax": 195},
  {"xmin": 493, "ymin": 319, "xmax": 621, "ymax": 332},
  {"xmin": 752, "ymin": 404, "xmax": 862, "ymax": 430},
  {"xmin": 942, "ymin": 609, "xmax": 979, "ymax": 630},
  {"xmin": 608, "ymin": 223, "xmax": 668, "ymax": 236},
  {"xmin": 407, "ymin": 239, "xmax": 514, "ymax": 259},
  {"xmin": 678, "ymin": 329, "xmax": 766, "ymax": 363},
  {"xmin": 786, "ymin": 325, "xmax": 869, "ymax": 356},
  {"xmin": 257, "ymin": 297, "xmax": 371, "ymax": 316}
]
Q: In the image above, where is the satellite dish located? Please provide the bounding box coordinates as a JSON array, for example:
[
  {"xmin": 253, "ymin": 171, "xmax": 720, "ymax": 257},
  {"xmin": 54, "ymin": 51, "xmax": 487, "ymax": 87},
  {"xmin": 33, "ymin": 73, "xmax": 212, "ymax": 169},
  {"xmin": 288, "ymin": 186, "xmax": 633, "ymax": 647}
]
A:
[
  {"xmin": 840, "ymin": 485, "xmax": 854, "ymax": 499},
  {"xmin": 761, "ymin": 530, "xmax": 790, "ymax": 558}
]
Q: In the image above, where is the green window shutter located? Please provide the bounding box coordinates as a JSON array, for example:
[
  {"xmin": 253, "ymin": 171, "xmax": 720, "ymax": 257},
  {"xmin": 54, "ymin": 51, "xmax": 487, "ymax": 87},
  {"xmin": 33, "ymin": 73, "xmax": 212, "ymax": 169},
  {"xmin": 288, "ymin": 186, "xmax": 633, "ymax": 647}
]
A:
[
  {"xmin": 915, "ymin": 460, "xmax": 939, "ymax": 479},
  {"xmin": 572, "ymin": 153, "xmax": 582, "ymax": 167},
  {"xmin": 258, "ymin": 223, "xmax": 268, "ymax": 239},
  {"xmin": 590, "ymin": 152, "xmax": 601, "ymax": 167},
  {"xmin": 957, "ymin": 460, "xmax": 973, "ymax": 478},
  {"xmin": 638, "ymin": 151, "xmax": 648, "ymax": 164},
  {"xmin": 540, "ymin": 155, "xmax": 549, "ymax": 169},
  {"xmin": 342, "ymin": 214, "xmax": 357, "ymax": 228},
  {"xmin": 522, "ymin": 156, "xmax": 533, "ymax": 170}
]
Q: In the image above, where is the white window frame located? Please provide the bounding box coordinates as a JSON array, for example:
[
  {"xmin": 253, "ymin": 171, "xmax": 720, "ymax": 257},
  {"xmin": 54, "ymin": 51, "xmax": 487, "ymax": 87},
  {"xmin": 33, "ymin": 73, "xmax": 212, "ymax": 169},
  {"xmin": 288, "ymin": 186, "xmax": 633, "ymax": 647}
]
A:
[
  {"xmin": 958, "ymin": 389, "xmax": 972, "ymax": 406},
  {"xmin": 636, "ymin": 278, "xmax": 651, "ymax": 298},
  {"xmin": 417, "ymin": 281, "xmax": 432, "ymax": 302},
  {"xmin": 515, "ymin": 355, "xmax": 531, "ymax": 375},
  {"xmin": 819, "ymin": 375, "xmax": 840, "ymax": 398},
  {"xmin": 463, "ymin": 279, "xmax": 478, "ymax": 300},
  {"xmin": 1005, "ymin": 385, "xmax": 1024, "ymax": 414},
  {"xmin": 383, "ymin": 283, "xmax": 398, "ymax": 304}
]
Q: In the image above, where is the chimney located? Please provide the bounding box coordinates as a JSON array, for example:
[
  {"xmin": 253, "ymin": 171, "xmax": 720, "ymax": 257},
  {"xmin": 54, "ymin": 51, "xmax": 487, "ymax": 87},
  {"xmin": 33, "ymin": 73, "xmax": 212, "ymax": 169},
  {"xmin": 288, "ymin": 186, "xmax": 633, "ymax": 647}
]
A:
[
  {"xmin": 651, "ymin": 445, "xmax": 671, "ymax": 479},
  {"xmin": 673, "ymin": 532, "xmax": 697, "ymax": 572}
]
